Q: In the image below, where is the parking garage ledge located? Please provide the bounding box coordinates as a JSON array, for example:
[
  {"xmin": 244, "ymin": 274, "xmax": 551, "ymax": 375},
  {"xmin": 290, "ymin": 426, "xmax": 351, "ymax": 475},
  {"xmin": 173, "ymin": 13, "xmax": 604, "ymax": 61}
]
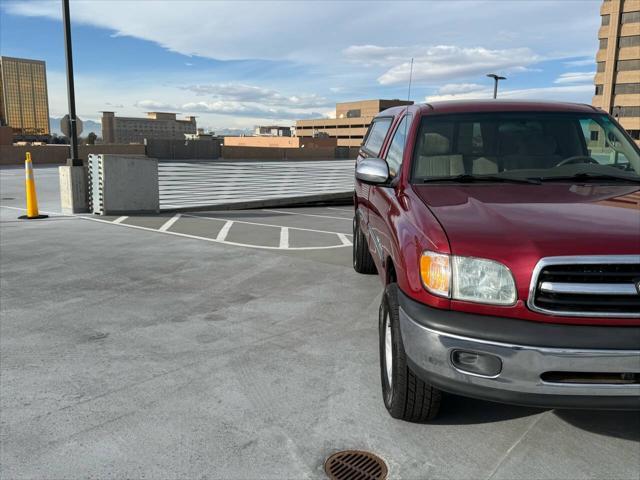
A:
[{"xmin": 160, "ymin": 191, "xmax": 354, "ymax": 213}]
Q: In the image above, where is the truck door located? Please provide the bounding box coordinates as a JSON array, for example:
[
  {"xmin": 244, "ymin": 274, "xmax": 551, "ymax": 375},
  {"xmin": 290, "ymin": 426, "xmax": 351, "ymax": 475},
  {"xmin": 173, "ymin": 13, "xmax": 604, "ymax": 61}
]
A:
[
  {"xmin": 368, "ymin": 114, "xmax": 412, "ymax": 270},
  {"xmin": 355, "ymin": 117, "xmax": 394, "ymax": 239}
]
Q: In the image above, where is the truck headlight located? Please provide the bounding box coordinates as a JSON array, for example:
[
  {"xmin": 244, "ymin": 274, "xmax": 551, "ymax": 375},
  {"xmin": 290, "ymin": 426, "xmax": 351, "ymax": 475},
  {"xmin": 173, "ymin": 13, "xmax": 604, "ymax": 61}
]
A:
[{"xmin": 420, "ymin": 252, "xmax": 516, "ymax": 305}]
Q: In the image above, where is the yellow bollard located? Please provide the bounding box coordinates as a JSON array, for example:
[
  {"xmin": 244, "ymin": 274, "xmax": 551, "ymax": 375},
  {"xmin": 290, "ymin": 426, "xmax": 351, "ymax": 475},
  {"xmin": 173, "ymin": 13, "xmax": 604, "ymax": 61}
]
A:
[{"xmin": 18, "ymin": 152, "xmax": 48, "ymax": 220}]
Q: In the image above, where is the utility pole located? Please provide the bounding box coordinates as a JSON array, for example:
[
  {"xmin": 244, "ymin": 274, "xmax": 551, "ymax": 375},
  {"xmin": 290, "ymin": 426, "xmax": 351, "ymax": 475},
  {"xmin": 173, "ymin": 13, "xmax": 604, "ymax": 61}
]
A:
[
  {"xmin": 487, "ymin": 74, "xmax": 507, "ymax": 99},
  {"xmin": 62, "ymin": 0, "xmax": 81, "ymax": 166}
]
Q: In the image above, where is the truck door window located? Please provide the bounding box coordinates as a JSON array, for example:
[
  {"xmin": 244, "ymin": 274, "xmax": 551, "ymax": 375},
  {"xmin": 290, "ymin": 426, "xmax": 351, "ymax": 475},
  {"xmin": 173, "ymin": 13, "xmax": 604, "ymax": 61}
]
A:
[
  {"xmin": 385, "ymin": 115, "xmax": 411, "ymax": 178},
  {"xmin": 363, "ymin": 118, "xmax": 393, "ymax": 157},
  {"xmin": 580, "ymin": 118, "xmax": 630, "ymax": 168}
]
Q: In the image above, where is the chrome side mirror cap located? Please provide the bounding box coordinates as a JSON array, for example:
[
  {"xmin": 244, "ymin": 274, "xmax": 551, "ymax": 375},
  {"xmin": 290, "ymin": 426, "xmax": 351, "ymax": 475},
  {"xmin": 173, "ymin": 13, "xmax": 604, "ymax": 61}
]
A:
[{"xmin": 356, "ymin": 157, "xmax": 389, "ymax": 185}]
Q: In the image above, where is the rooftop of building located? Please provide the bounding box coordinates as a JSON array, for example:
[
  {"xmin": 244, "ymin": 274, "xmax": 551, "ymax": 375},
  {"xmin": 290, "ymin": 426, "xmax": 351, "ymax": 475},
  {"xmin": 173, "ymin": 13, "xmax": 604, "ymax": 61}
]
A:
[
  {"xmin": 101, "ymin": 111, "xmax": 196, "ymax": 122},
  {"xmin": 0, "ymin": 55, "xmax": 46, "ymax": 65}
]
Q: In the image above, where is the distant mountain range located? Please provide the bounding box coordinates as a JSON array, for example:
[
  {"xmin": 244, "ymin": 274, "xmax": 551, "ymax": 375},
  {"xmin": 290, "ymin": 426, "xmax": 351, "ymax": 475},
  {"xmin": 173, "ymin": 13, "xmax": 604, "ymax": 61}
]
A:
[
  {"xmin": 49, "ymin": 117, "xmax": 102, "ymax": 137},
  {"xmin": 214, "ymin": 128, "xmax": 253, "ymax": 137}
]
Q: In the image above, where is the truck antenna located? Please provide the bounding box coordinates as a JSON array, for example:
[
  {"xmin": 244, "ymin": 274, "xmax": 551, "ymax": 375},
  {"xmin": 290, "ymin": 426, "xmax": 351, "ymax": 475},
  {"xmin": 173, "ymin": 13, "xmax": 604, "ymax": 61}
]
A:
[{"xmin": 407, "ymin": 58, "xmax": 414, "ymax": 102}]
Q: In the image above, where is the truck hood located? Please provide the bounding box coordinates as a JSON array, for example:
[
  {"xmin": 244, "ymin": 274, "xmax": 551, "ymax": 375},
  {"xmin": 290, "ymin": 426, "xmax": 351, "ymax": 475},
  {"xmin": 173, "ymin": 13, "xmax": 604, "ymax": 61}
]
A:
[{"xmin": 413, "ymin": 183, "xmax": 640, "ymax": 259}]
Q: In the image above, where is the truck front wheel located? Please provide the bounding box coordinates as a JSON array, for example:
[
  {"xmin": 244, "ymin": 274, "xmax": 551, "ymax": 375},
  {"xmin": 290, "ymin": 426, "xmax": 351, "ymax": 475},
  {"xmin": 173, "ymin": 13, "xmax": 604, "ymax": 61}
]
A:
[{"xmin": 379, "ymin": 283, "xmax": 442, "ymax": 422}]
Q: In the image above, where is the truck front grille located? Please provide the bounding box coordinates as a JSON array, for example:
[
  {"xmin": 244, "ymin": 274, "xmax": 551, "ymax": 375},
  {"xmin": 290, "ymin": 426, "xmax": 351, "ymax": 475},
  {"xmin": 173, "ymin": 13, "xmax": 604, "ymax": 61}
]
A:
[{"xmin": 528, "ymin": 256, "xmax": 640, "ymax": 318}]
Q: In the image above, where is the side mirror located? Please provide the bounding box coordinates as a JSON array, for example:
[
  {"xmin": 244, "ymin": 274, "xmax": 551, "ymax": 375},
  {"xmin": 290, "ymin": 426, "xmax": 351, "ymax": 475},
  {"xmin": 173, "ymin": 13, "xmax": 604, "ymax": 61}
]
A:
[{"xmin": 356, "ymin": 157, "xmax": 389, "ymax": 185}]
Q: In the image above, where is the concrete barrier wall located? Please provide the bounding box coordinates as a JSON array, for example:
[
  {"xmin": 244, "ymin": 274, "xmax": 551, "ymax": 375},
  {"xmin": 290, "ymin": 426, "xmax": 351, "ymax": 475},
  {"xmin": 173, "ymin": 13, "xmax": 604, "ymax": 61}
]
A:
[
  {"xmin": 221, "ymin": 146, "xmax": 343, "ymax": 160},
  {"xmin": 1, "ymin": 142, "xmax": 359, "ymax": 164},
  {"xmin": 146, "ymin": 139, "xmax": 222, "ymax": 160},
  {"xmin": 0, "ymin": 144, "xmax": 146, "ymax": 165},
  {"xmin": 0, "ymin": 127, "xmax": 13, "ymax": 146}
]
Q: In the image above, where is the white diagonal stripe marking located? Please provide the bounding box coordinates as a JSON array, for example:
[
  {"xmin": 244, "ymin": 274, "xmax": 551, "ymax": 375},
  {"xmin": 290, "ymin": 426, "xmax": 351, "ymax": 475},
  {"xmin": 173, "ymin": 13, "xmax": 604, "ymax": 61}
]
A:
[
  {"xmin": 279, "ymin": 227, "xmax": 289, "ymax": 249},
  {"xmin": 337, "ymin": 233, "xmax": 352, "ymax": 246},
  {"xmin": 158, "ymin": 213, "xmax": 181, "ymax": 232},
  {"xmin": 216, "ymin": 220, "xmax": 234, "ymax": 241}
]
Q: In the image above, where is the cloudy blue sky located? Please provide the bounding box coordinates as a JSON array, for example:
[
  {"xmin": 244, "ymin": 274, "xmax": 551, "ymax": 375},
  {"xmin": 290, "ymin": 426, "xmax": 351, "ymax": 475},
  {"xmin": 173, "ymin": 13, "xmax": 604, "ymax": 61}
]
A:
[{"xmin": 0, "ymin": 0, "xmax": 602, "ymax": 132}]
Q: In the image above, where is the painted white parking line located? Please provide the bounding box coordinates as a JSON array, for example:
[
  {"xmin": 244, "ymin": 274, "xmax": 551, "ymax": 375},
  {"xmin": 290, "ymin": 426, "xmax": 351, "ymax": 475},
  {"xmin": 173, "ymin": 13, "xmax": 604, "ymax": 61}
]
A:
[
  {"xmin": 327, "ymin": 207, "xmax": 354, "ymax": 214},
  {"xmin": 83, "ymin": 217, "xmax": 347, "ymax": 251},
  {"xmin": 113, "ymin": 216, "xmax": 128, "ymax": 224},
  {"xmin": 1, "ymin": 206, "xmax": 352, "ymax": 251},
  {"xmin": 337, "ymin": 233, "xmax": 353, "ymax": 246},
  {"xmin": 216, "ymin": 220, "xmax": 234, "ymax": 241},
  {"xmin": 262, "ymin": 209, "xmax": 352, "ymax": 221},
  {"xmin": 279, "ymin": 227, "xmax": 289, "ymax": 248},
  {"xmin": 158, "ymin": 213, "xmax": 181, "ymax": 232},
  {"xmin": 183, "ymin": 213, "xmax": 352, "ymax": 237}
]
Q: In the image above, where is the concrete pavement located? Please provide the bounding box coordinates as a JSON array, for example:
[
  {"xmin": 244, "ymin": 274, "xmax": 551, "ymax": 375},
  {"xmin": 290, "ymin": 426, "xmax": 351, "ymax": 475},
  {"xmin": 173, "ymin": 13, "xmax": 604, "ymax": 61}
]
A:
[{"xmin": 1, "ymin": 165, "xmax": 638, "ymax": 479}]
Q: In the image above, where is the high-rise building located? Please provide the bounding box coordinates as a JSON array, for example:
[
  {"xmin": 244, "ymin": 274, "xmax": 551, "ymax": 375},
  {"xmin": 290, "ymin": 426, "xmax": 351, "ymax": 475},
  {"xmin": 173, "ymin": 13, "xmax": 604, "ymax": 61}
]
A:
[
  {"xmin": 592, "ymin": 0, "xmax": 640, "ymax": 143},
  {"xmin": 0, "ymin": 56, "xmax": 50, "ymax": 140},
  {"xmin": 101, "ymin": 111, "xmax": 197, "ymax": 144},
  {"xmin": 296, "ymin": 99, "xmax": 413, "ymax": 147}
]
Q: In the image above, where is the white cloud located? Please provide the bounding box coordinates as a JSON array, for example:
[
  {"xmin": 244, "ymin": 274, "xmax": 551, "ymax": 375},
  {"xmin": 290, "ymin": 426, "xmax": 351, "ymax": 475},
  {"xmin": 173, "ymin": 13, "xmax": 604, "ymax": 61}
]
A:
[
  {"xmin": 437, "ymin": 83, "xmax": 486, "ymax": 95},
  {"xmin": 554, "ymin": 72, "xmax": 596, "ymax": 84},
  {"xmin": 180, "ymin": 100, "xmax": 327, "ymax": 120},
  {"xmin": 344, "ymin": 45, "xmax": 541, "ymax": 85},
  {"xmin": 134, "ymin": 100, "xmax": 180, "ymax": 110},
  {"xmin": 182, "ymin": 84, "xmax": 330, "ymax": 108},
  {"xmin": 4, "ymin": 0, "xmax": 601, "ymax": 62},
  {"xmin": 564, "ymin": 58, "xmax": 596, "ymax": 67},
  {"xmin": 131, "ymin": 99, "xmax": 329, "ymax": 121},
  {"xmin": 6, "ymin": 0, "xmax": 603, "ymax": 126},
  {"xmin": 425, "ymin": 84, "xmax": 594, "ymax": 103}
]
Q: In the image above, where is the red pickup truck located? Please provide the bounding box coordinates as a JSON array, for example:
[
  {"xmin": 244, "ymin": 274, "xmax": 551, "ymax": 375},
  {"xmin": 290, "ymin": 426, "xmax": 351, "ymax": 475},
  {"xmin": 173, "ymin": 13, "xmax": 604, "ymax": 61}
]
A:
[{"xmin": 353, "ymin": 100, "xmax": 640, "ymax": 422}]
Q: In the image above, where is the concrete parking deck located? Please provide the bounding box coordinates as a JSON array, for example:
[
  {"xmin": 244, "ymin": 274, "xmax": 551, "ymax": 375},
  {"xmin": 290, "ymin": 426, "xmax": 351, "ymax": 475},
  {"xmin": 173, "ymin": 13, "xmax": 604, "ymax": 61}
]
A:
[{"xmin": 1, "ymin": 166, "xmax": 639, "ymax": 479}]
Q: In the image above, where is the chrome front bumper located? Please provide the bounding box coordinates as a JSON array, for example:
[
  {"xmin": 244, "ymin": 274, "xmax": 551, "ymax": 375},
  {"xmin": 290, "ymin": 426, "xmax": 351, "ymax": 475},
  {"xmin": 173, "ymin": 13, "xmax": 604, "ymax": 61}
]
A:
[{"xmin": 400, "ymin": 307, "xmax": 640, "ymax": 408}]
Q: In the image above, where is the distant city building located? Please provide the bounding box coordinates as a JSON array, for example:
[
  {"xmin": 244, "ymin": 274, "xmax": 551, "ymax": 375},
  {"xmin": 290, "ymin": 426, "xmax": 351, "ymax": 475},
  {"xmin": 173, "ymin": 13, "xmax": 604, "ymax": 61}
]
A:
[
  {"xmin": 592, "ymin": 0, "xmax": 640, "ymax": 142},
  {"xmin": 254, "ymin": 125, "xmax": 292, "ymax": 137},
  {"xmin": 296, "ymin": 99, "xmax": 413, "ymax": 147},
  {"xmin": 0, "ymin": 56, "xmax": 50, "ymax": 141},
  {"xmin": 185, "ymin": 128, "xmax": 215, "ymax": 140},
  {"xmin": 101, "ymin": 111, "xmax": 197, "ymax": 144}
]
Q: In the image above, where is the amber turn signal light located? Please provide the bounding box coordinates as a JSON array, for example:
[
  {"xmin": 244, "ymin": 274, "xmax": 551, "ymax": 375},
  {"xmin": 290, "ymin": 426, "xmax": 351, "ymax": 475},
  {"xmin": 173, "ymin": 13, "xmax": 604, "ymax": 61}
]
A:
[{"xmin": 420, "ymin": 251, "xmax": 451, "ymax": 297}]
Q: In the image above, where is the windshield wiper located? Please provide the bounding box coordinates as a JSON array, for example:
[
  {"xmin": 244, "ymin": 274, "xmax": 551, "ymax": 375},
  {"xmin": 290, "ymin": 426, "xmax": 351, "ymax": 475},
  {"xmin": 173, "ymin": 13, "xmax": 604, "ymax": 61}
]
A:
[
  {"xmin": 421, "ymin": 174, "xmax": 541, "ymax": 185},
  {"xmin": 532, "ymin": 172, "xmax": 640, "ymax": 184}
]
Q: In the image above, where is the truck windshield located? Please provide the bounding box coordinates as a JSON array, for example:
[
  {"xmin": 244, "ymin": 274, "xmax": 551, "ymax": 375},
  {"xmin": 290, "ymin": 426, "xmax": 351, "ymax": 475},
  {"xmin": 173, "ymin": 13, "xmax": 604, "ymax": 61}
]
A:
[{"xmin": 411, "ymin": 112, "xmax": 640, "ymax": 183}]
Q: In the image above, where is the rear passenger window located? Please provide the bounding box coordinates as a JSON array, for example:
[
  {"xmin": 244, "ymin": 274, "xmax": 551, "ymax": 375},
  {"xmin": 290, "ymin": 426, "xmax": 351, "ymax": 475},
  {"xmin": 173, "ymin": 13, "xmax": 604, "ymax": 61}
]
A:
[
  {"xmin": 363, "ymin": 118, "xmax": 393, "ymax": 156},
  {"xmin": 385, "ymin": 115, "xmax": 411, "ymax": 178}
]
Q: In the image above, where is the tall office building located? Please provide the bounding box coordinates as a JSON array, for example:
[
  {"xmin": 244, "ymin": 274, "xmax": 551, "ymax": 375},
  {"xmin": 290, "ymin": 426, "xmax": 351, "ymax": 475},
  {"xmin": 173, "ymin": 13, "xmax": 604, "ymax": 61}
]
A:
[
  {"xmin": 592, "ymin": 0, "xmax": 640, "ymax": 143},
  {"xmin": 102, "ymin": 111, "xmax": 197, "ymax": 144},
  {"xmin": 0, "ymin": 56, "xmax": 50, "ymax": 140}
]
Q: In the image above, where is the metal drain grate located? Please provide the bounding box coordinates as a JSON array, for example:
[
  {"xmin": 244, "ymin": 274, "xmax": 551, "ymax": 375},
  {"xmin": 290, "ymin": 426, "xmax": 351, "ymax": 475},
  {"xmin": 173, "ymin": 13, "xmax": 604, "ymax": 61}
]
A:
[{"xmin": 325, "ymin": 450, "xmax": 388, "ymax": 480}]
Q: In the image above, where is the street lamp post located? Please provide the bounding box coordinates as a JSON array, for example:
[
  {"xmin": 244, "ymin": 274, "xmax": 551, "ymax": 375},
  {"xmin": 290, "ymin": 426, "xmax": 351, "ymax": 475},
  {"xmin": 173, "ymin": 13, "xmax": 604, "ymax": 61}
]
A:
[
  {"xmin": 62, "ymin": 0, "xmax": 81, "ymax": 166},
  {"xmin": 486, "ymin": 74, "xmax": 507, "ymax": 99}
]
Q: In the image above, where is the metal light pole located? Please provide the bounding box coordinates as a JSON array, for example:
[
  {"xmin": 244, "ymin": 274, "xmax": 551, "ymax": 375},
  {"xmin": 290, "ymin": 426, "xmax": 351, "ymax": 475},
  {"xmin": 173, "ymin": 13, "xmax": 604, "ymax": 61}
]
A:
[
  {"xmin": 62, "ymin": 0, "xmax": 81, "ymax": 166},
  {"xmin": 487, "ymin": 74, "xmax": 507, "ymax": 99}
]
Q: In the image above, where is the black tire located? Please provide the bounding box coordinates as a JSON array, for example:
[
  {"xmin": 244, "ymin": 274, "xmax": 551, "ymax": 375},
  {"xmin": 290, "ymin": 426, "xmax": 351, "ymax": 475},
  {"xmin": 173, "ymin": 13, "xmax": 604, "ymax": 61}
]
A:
[
  {"xmin": 379, "ymin": 283, "xmax": 442, "ymax": 422},
  {"xmin": 353, "ymin": 217, "xmax": 377, "ymax": 274}
]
